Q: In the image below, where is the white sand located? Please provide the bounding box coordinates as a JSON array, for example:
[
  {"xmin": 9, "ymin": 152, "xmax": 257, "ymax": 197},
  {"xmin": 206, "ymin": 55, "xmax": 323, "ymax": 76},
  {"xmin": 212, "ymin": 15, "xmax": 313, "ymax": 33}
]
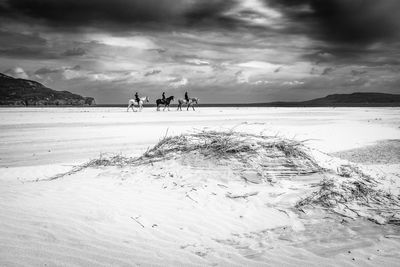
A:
[
  {"xmin": 1, "ymin": 107, "xmax": 399, "ymax": 168},
  {"xmin": 0, "ymin": 107, "xmax": 400, "ymax": 266}
]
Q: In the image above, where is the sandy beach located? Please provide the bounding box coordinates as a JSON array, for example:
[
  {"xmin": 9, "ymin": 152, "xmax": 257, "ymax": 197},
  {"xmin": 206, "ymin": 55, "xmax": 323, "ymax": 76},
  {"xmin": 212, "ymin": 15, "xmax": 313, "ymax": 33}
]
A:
[{"xmin": 1, "ymin": 107, "xmax": 400, "ymax": 266}]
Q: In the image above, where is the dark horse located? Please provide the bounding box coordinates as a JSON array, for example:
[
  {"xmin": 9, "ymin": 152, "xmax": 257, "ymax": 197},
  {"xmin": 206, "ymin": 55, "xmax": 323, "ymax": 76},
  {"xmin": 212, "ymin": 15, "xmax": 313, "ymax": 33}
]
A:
[{"xmin": 156, "ymin": 96, "xmax": 174, "ymax": 111}]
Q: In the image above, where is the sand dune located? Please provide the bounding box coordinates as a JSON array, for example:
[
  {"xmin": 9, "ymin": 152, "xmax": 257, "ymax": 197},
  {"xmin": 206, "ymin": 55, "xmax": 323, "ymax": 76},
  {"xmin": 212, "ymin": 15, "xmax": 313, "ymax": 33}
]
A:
[{"xmin": 0, "ymin": 107, "xmax": 399, "ymax": 266}]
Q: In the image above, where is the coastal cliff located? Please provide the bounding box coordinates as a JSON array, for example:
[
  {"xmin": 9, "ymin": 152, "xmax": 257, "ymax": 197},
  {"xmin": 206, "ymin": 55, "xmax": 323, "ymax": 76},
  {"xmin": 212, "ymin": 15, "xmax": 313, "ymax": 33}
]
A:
[{"xmin": 0, "ymin": 73, "xmax": 95, "ymax": 106}]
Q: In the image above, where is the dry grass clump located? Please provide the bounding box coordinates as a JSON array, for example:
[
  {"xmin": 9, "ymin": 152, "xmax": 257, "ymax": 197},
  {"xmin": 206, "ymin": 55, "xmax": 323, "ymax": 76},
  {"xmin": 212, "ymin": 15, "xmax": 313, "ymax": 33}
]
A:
[
  {"xmin": 296, "ymin": 164, "xmax": 400, "ymax": 224},
  {"xmin": 88, "ymin": 154, "xmax": 133, "ymax": 166},
  {"xmin": 296, "ymin": 178, "xmax": 397, "ymax": 209},
  {"xmin": 39, "ymin": 154, "xmax": 134, "ymax": 181},
  {"xmin": 142, "ymin": 130, "xmax": 317, "ymax": 162},
  {"xmin": 41, "ymin": 130, "xmax": 321, "ymax": 181},
  {"xmin": 142, "ymin": 130, "xmax": 258, "ymax": 160},
  {"xmin": 137, "ymin": 130, "xmax": 322, "ymax": 178}
]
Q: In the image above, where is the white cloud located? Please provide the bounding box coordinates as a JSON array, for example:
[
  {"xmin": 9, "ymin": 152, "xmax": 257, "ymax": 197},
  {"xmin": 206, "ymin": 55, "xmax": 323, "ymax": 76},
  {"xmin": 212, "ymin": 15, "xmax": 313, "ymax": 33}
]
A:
[
  {"xmin": 235, "ymin": 61, "xmax": 282, "ymax": 85},
  {"xmin": 282, "ymin": 80, "xmax": 305, "ymax": 86},
  {"xmin": 168, "ymin": 77, "xmax": 188, "ymax": 88},
  {"xmin": 90, "ymin": 34, "xmax": 159, "ymax": 50},
  {"xmin": 185, "ymin": 59, "xmax": 210, "ymax": 65},
  {"xmin": 5, "ymin": 67, "xmax": 29, "ymax": 79},
  {"xmin": 62, "ymin": 69, "xmax": 115, "ymax": 82},
  {"xmin": 237, "ymin": 61, "xmax": 280, "ymax": 72},
  {"xmin": 226, "ymin": 0, "xmax": 282, "ymax": 28},
  {"xmin": 89, "ymin": 73, "xmax": 114, "ymax": 82},
  {"xmin": 62, "ymin": 69, "xmax": 83, "ymax": 80},
  {"xmin": 252, "ymin": 80, "xmax": 271, "ymax": 85}
]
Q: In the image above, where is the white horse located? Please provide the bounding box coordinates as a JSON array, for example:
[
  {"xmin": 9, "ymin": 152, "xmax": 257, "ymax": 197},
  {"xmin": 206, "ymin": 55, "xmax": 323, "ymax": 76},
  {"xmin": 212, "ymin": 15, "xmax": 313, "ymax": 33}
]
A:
[
  {"xmin": 127, "ymin": 96, "xmax": 150, "ymax": 112},
  {"xmin": 177, "ymin": 97, "xmax": 199, "ymax": 111}
]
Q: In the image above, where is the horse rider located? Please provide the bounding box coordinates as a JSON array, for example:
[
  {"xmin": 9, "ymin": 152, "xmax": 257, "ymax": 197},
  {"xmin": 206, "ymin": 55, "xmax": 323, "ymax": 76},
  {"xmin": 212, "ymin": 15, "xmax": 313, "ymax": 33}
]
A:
[
  {"xmin": 162, "ymin": 92, "xmax": 166, "ymax": 103},
  {"xmin": 135, "ymin": 92, "xmax": 140, "ymax": 104},
  {"xmin": 184, "ymin": 91, "xmax": 189, "ymax": 102}
]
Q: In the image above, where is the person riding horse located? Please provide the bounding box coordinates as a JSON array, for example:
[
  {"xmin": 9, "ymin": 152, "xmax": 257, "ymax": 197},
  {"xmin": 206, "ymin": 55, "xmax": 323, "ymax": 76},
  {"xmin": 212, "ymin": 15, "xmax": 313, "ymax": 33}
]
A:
[
  {"xmin": 135, "ymin": 92, "xmax": 140, "ymax": 104},
  {"xmin": 162, "ymin": 92, "xmax": 166, "ymax": 103},
  {"xmin": 185, "ymin": 91, "xmax": 189, "ymax": 102}
]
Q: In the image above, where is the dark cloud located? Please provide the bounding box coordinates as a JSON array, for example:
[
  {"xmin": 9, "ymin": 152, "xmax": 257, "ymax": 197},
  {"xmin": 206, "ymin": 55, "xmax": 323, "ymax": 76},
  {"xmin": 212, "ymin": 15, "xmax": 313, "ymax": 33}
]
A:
[
  {"xmin": 351, "ymin": 69, "xmax": 367, "ymax": 76},
  {"xmin": 34, "ymin": 65, "xmax": 81, "ymax": 75},
  {"xmin": 321, "ymin": 67, "xmax": 334, "ymax": 75},
  {"xmin": 302, "ymin": 51, "xmax": 335, "ymax": 64},
  {"xmin": 184, "ymin": 0, "xmax": 239, "ymax": 28},
  {"xmin": 35, "ymin": 67, "xmax": 59, "ymax": 75},
  {"xmin": 0, "ymin": 46, "xmax": 58, "ymax": 59},
  {"xmin": 234, "ymin": 70, "xmax": 243, "ymax": 80},
  {"xmin": 303, "ymin": 45, "xmax": 399, "ymax": 66},
  {"xmin": 62, "ymin": 47, "xmax": 86, "ymax": 56},
  {"xmin": 70, "ymin": 65, "xmax": 81, "ymax": 71},
  {"xmin": 0, "ymin": 0, "xmax": 180, "ymax": 27},
  {"xmin": 144, "ymin": 69, "xmax": 161, "ymax": 77},
  {"xmin": 147, "ymin": 48, "xmax": 167, "ymax": 54},
  {"xmin": 265, "ymin": 0, "xmax": 400, "ymax": 45},
  {"xmin": 0, "ymin": 0, "xmax": 238, "ymax": 30},
  {"xmin": 0, "ymin": 30, "xmax": 57, "ymax": 59},
  {"xmin": 303, "ymin": 46, "xmax": 379, "ymax": 65},
  {"xmin": 0, "ymin": 30, "xmax": 46, "ymax": 47}
]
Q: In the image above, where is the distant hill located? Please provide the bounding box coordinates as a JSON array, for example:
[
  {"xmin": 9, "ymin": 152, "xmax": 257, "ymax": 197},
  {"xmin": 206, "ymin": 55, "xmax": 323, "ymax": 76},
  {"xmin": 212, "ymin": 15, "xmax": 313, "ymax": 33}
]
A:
[
  {"xmin": 0, "ymin": 73, "xmax": 95, "ymax": 106},
  {"xmin": 256, "ymin": 92, "xmax": 400, "ymax": 107},
  {"xmin": 301, "ymin": 92, "xmax": 400, "ymax": 106}
]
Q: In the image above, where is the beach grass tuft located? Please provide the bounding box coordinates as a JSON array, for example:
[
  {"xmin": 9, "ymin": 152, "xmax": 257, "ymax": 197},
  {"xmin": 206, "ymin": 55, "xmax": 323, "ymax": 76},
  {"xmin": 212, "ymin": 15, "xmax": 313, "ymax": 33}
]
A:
[
  {"xmin": 296, "ymin": 164, "xmax": 400, "ymax": 224},
  {"xmin": 42, "ymin": 129, "xmax": 321, "ymax": 181}
]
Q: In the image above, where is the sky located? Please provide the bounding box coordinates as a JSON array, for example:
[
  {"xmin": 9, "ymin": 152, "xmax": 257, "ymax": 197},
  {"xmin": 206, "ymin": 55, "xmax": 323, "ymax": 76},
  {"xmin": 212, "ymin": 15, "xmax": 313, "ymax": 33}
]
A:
[{"xmin": 0, "ymin": 0, "xmax": 399, "ymax": 104}]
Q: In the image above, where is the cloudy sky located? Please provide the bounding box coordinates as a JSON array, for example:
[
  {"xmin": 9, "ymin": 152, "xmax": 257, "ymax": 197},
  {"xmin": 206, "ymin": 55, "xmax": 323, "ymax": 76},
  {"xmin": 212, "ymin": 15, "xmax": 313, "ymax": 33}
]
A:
[{"xmin": 1, "ymin": 0, "xmax": 399, "ymax": 103}]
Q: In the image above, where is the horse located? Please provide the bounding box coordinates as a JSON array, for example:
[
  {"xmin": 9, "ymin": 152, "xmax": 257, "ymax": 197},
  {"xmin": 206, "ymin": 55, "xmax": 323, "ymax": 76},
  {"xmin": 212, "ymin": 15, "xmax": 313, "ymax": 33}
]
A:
[
  {"xmin": 127, "ymin": 96, "xmax": 150, "ymax": 112},
  {"xmin": 177, "ymin": 97, "xmax": 199, "ymax": 111},
  {"xmin": 156, "ymin": 96, "xmax": 174, "ymax": 111}
]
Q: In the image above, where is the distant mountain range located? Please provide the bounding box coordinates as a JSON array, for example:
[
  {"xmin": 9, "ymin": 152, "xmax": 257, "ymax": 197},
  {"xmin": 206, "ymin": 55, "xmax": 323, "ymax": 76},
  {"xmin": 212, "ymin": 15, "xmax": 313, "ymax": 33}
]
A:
[
  {"xmin": 298, "ymin": 92, "xmax": 400, "ymax": 106},
  {"xmin": 261, "ymin": 92, "xmax": 400, "ymax": 107},
  {"xmin": 0, "ymin": 73, "xmax": 95, "ymax": 106}
]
